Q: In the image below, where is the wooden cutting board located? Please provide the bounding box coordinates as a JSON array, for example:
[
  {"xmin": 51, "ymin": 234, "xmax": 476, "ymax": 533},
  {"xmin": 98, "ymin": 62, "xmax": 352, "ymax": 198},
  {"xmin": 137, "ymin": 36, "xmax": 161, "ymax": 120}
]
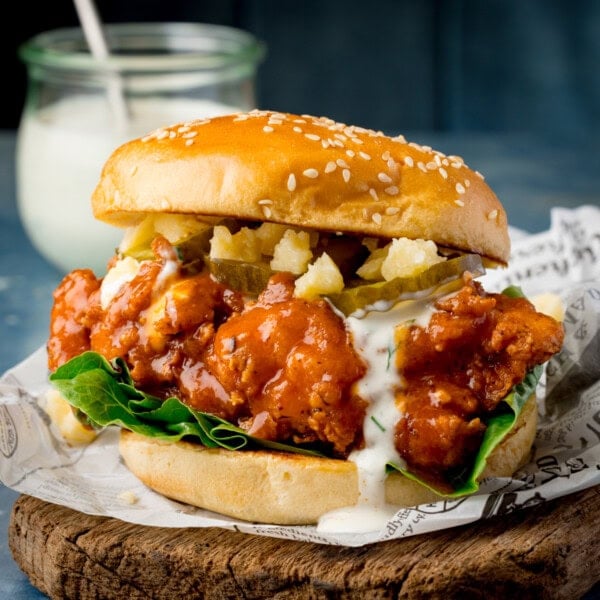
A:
[{"xmin": 8, "ymin": 488, "xmax": 600, "ymax": 599}]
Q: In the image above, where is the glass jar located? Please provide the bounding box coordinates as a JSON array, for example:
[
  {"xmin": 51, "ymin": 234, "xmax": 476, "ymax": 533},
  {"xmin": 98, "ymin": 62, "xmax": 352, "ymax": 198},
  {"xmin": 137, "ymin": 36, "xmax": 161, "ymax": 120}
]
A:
[{"xmin": 16, "ymin": 22, "xmax": 265, "ymax": 274}]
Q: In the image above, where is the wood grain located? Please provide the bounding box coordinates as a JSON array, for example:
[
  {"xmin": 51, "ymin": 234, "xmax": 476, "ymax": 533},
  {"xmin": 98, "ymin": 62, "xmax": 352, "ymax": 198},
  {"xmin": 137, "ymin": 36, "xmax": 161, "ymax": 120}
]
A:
[{"xmin": 8, "ymin": 488, "xmax": 600, "ymax": 599}]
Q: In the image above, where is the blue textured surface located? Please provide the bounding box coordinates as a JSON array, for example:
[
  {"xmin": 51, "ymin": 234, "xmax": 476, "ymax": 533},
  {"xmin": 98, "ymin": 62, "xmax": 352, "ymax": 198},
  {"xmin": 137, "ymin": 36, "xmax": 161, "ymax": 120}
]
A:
[{"xmin": 0, "ymin": 129, "xmax": 598, "ymax": 598}]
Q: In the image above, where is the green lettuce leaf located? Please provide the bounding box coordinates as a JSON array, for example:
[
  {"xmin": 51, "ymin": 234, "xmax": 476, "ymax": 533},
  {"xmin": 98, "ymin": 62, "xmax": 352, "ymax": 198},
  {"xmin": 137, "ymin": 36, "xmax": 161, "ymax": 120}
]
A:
[
  {"xmin": 389, "ymin": 364, "xmax": 542, "ymax": 497},
  {"xmin": 49, "ymin": 352, "xmax": 324, "ymax": 457},
  {"xmin": 48, "ymin": 285, "xmax": 544, "ymax": 497},
  {"xmin": 388, "ymin": 284, "xmax": 542, "ymax": 497}
]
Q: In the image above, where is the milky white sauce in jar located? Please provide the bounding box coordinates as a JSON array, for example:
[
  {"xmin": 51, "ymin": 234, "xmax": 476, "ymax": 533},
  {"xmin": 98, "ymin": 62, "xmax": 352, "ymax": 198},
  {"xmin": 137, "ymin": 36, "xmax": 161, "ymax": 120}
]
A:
[{"xmin": 16, "ymin": 23, "xmax": 265, "ymax": 274}]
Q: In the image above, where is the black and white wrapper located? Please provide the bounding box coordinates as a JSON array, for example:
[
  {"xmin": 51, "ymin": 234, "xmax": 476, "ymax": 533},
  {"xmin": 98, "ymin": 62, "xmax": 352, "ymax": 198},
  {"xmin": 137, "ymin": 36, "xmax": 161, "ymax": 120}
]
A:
[{"xmin": 1, "ymin": 205, "xmax": 599, "ymax": 547}]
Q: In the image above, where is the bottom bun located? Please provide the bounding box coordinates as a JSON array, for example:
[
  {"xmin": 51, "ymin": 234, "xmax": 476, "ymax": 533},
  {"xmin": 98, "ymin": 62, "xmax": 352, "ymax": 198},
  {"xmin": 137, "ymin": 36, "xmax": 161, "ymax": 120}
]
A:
[{"xmin": 119, "ymin": 395, "xmax": 538, "ymax": 525}]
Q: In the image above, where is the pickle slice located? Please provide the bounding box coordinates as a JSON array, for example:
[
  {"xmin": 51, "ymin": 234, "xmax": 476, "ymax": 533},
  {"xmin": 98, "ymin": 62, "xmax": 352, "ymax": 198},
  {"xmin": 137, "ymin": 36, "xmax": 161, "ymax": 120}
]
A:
[
  {"xmin": 176, "ymin": 228, "xmax": 213, "ymax": 262},
  {"xmin": 328, "ymin": 254, "xmax": 484, "ymax": 315},
  {"xmin": 206, "ymin": 258, "xmax": 274, "ymax": 294}
]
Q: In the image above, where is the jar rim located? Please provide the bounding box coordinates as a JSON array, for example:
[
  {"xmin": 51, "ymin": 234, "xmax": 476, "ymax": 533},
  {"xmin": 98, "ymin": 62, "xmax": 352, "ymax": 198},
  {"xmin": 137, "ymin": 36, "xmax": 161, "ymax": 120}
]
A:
[{"xmin": 18, "ymin": 22, "xmax": 266, "ymax": 73}]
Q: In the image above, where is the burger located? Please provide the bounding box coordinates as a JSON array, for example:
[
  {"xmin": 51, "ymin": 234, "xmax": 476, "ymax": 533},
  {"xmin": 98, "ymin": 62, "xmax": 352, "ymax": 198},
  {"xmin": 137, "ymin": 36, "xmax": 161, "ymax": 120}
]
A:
[{"xmin": 46, "ymin": 110, "xmax": 564, "ymax": 526}]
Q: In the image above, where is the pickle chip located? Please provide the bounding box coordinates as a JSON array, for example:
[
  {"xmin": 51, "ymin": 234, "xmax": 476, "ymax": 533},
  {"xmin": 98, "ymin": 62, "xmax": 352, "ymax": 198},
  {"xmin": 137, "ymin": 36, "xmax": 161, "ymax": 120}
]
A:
[
  {"xmin": 328, "ymin": 254, "xmax": 485, "ymax": 315},
  {"xmin": 206, "ymin": 258, "xmax": 275, "ymax": 294}
]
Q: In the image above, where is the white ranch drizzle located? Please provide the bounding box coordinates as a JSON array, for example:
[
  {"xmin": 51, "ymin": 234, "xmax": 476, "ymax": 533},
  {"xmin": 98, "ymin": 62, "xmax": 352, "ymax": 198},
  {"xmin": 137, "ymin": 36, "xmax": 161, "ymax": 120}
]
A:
[{"xmin": 317, "ymin": 298, "xmax": 436, "ymax": 534}]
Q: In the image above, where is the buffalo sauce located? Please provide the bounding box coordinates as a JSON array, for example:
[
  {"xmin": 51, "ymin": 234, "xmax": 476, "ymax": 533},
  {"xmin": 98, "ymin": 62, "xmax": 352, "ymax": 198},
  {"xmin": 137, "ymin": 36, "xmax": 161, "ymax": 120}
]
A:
[
  {"xmin": 208, "ymin": 272, "xmax": 367, "ymax": 455},
  {"xmin": 47, "ymin": 242, "xmax": 366, "ymax": 456},
  {"xmin": 393, "ymin": 277, "xmax": 564, "ymax": 490},
  {"xmin": 47, "ymin": 241, "xmax": 564, "ymax": 490}
]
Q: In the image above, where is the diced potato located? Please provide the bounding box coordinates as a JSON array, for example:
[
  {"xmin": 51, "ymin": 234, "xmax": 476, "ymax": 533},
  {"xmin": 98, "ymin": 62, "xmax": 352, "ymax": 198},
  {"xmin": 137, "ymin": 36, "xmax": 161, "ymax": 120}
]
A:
[
  {"xmin": 255, "ymin": 222, "xmax": 289, "ymax": 255},
  {"xmin": 356, "ymin": 246, "xmax": 389, "ymax": 280},
  {"xmin": 119, "ymin": 214, "xmax": 214, "ymax": 259},
  {"xmin": 209, "ymin": 225, "xmax": 261, "ymax": 262},
  {"xmin": 44, "ymin": 389, "xmax": 96, "ymax": 446},
  {"xmin": 119, "ymin": 215, "xmax": 156, "ymax": 259},
  {"xmin": 380, "ymin": 238, "xmax": 444, "ymax": 281},
  {"xmin": 270, "ymin": 230, "xmax": 313, "ymax": 275},
  {"xmin": 153, "ymin": 214, "xmax": 214, "ymax": 244},
  {"xmin": 294, "ymin": 253, "xmax": 344, "ymax": 299},
  {"xmin": 531, "ymin": 293, "xmax": 564, "ymax": 322}
]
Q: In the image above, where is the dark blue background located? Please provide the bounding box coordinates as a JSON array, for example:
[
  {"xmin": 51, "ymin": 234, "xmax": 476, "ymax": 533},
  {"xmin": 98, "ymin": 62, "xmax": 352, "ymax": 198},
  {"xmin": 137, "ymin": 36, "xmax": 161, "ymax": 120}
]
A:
[{"xmin": 4, "ymin": 0, "xmax": 600, "ymax": 140}]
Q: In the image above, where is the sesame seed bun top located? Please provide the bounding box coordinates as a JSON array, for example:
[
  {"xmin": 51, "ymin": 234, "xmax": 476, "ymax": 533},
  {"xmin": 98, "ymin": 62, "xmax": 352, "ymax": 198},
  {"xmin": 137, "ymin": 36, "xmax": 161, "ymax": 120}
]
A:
[{"xmin": 92, "ymin": 110, "xmax": 510, "ymax": 263}]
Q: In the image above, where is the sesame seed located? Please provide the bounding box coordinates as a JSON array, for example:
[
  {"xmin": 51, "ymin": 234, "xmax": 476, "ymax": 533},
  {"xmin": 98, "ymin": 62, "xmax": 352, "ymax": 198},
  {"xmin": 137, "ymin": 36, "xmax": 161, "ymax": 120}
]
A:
[
  {"xmin": 303, "ymin": 168, "xmax": 319, "ymax": 179},
  {"xmin": 336, "ymin": 158, "xmax": 350, "ymax": 169},
  {"xmin": 456, "ymin": 182, "xmax": 466, "ymax": 194},
  {"xmin": 393, "ymin": 134, "xmax": 407, "ymax": 143},
  {"xmin": 342, "ymin": 169, "xmax": 351, "ymax": 182},
  {"xmin": 455, "ymin": 199, "xmax": 465, "ymax": 207},
  {"xmin": 287, "ymin": 173, "xmax": 297, "ymax": 192},
  {"xmin": 321, "ymin": 140, "xmax": 330, "ymax": 148},
  {"xmin": 439, "ymin": 167, "xmax": 448, "ymax": 179},
  {"xmin": 346, "ymin": 150, "xmax": 356, "ymax": 158},
  {"xmin": 258, "ymin": 198, "xmax": 273, "ymax": 205},
  {"xmin": 262, "ymin": 206, "xmax": 273, "ymax": 218},
  {"xmin": 451, "ymin": 161, "xmax": 463, "ymax": 169},
  {"xmin": 305, "ymin": 133, "xmax": 320, "ymax": 141},
  {"xmin": 382, "ymin": 151, "xmax": 391, "ymax": 161},
  {"xmin": 369, "ymin": 188, "xmax": 379, "ymax": 201},
  {"xmin": 488, "ymin": 209, "xmax": 498, "ymax": 220},
  {"xmin": 434, "ymin": 154, "xmax": 442, "ymax": 166},
  {"xmin": 426, "ymin": 161, "xmax": 438, "ymax": 170},
  {"xmin": 169, "ymin": 131, "xmax": 176, "ymax": 139},
  {"xmin": 293, "ymin": 126, "xmax": 303, "ymax": 133},
  {"xmin": 476, "ymin": 170, "xmax": 485, "ymax": 180},
  {"xmin": 324, "ymin": 161, "xmax": 337, "ymax": 173},
  {"xmin": 333, "ymin": 140, "xmax": 345, "ymax": 148},
  {"xmin": 130, "ymin": 165, "xmax": 138, "ymax": 176},
  {"xmin": 233, "ymin": 114, "xmax": 249, "ymax": 121},
  {"xmin": 178, "ymin": 126, "xmax": 191, "ymax": 133},
  {"xmin": 418, "ymin": 162, "xmax": 428, "ymax": 173},
  {"xmin": 182, "ymin": 131, "xmax": 198, "ymax": 139},
  {"xmin": 465, "ymin": 179, "xmax": 471, "ymax": 188},
  {"xmin": 387, "ymin": 158, "xmax": 397, "ymax": 170},
  {"xmin": 378, "ymin": 172, "xmax": 393, "ymax": 183},
  {"xmin": 385, "ymin": 207, "xmax": 400, "ymax": 215},
  {"xmin": 156, "ymin": 130, "xmax": 169, "ymax": 140},
  {"xmin": 293, "ymin": 119, "xmax": 307, "ymax": 124},
  {"xmin": 404, "ymin": 156, "xmax": 414, "ymax": 167},
  {"xmin": 385, "ymin": 186, "xmax": 399, "ymax": 196},
  {"xmin": 185, "ymin": 139, "xmax": 194, "ymax": 146},
  {"xmin": 334, "ymin": 133, "xmax": 347, "ymax": 141},
  {"xmin": 359, "ymin": 152, "xmax": 372, "ymax": 160},
  {"xmin": 350, "ymin": 137, "xmax": 364, "ymax": 144},
  {"xmin": 372, "ymin": 212, "xmax": 382, "ymax": 225}
]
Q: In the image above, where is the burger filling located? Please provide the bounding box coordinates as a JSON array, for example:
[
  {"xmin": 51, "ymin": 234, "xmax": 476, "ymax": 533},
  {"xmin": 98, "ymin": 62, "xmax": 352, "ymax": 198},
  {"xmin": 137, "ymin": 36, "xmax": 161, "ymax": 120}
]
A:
[{"xmin": 47, "ymin": 215, "xmax": 564, "ymax": 492}]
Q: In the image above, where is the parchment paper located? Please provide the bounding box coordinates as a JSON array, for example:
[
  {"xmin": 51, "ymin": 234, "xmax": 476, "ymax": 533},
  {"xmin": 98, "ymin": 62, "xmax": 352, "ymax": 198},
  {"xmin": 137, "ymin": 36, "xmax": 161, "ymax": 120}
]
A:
[{"xmin": 1, "ymin": 205, "xmax": 599, "ymax": 547}]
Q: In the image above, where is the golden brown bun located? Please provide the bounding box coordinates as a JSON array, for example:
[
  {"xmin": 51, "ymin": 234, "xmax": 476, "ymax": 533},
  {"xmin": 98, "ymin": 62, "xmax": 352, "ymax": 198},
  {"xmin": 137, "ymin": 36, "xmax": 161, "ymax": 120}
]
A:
[
  {"xmin": 93, "ymin": 110, "xmax": 509, "ymax": 263},
  {"xmin": 119, "ymin": 395, "xmax": 537, "ymax": 525}
]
